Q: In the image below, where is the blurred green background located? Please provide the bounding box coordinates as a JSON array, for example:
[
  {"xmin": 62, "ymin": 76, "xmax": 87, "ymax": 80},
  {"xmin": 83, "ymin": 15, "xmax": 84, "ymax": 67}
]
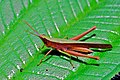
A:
[{"xmin": 0, "ymin": 0, "xmax": 120, "ymax": 80}]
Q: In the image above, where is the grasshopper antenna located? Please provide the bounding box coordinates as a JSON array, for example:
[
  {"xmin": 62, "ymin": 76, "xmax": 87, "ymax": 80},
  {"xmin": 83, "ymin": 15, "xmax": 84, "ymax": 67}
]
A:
[
  {"xmin": 25, "ymin": 30, "xmax": 39, "ymax": 36},
  {"xmin": 23, "ymin": 20, "xmax": 39, "ymax": 36}
]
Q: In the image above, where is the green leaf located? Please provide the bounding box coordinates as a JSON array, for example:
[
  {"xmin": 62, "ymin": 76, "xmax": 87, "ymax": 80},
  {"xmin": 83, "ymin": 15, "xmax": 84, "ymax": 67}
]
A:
[{"xmin": 0, "ymin": 0, "xmax": 120, "ymax": 80}]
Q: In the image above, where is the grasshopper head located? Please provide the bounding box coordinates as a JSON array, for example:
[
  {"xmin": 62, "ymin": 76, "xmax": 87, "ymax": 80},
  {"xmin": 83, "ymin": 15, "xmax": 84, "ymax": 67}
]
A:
[
  {"xmin": 39, "ymin": 34, "xmax": 48, "ymax": 40},
  {"xmin": 39, "ymin": 34, "xmax": 47, "ymax": 39},
  {"xmin": 38, "ymin": 34, "xmax": 49, "ymax": 45}
]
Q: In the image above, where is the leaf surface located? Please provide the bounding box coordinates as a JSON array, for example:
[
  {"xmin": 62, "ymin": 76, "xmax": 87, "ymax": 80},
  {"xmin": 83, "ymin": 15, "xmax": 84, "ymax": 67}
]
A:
[{"xmin": 0, "ymin": 0, "xmax": 120, "ymax": 80}]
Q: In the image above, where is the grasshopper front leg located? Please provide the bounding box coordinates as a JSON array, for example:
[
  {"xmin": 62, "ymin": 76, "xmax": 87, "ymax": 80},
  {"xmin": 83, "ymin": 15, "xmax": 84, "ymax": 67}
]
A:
[{"xmin": 37, "ymin": 49, "xmax": 53, "ymax": 66}]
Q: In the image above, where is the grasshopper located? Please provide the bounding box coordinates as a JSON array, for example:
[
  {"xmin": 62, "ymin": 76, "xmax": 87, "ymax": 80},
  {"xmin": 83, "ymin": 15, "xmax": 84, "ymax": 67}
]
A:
[{"xmin": 25, "ymin": 21, "xmax": 112, "ymax": 67}]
